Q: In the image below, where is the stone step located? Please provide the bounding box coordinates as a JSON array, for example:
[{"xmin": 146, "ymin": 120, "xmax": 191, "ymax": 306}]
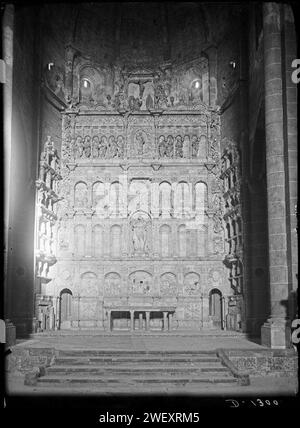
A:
[
  {"xmin": 46, "ymin": 365, "xmax": 230, "ymax": 375},
  {"xmin": 54, "ymin": 356, "xmax": 221, "ymax": 365},
  {"xmin": 57, "ymin": 350, "xmax": 217, "ymax": 357},
  {"xmin": 38, "ymin": 374, "xmax": 237, "ymax": 385}
]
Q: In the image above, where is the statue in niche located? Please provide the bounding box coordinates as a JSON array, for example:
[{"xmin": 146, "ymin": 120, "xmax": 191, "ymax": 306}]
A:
[
  {"xmin": 132, "ymin": 217, "xmax": 147, "ymax": 253},
  {"xmin": 146, "ymin": 93, "xmax": 154, "ymax": 110},
  {"xmin": 134, "ymin": 131, "xmax": 149, "ymax": 156},
  {"xmin": 158, "ymin": 135, "xmax": 166, "ymax": 158},
  {"xmin": 191, "ymin": 135, "xmax": 199, "ymax": 158},
  {"xmin": 183, "ymin": 135, "xmax": 190, "ymax": 158},
  {"xmin": 166, "ymin": 135, "xmax": 174, "ymax": 158},
  {"xmin": 83, "ymin": 136, "xmax": 91, "ymax": 158},
  {"xmin": 128, "ymin": 95, "xmax": 142, "ymax": 112},
  {"xmin": 75, "ymin": 136, "xmax": 83, "ymax": 158},
  {"xmin": 92, "ymin": 136, "xmax": 99, "ymax": 158},
  {"xmin": 130, "ymin": 214, "xmax": 150, "ymax": 254},
  {"xmin": 99, "ymin": 136, "xmax": 107, "ymax": 158},
  {"xmin": 116, "ymin": 136, "xmax": 125, "ymax": 158},
  {"xmin": 175, "ymin": 135, "xmax": 183, "ymax": 158},
  {"xmin": 107, "ymin": 135, "xmax": 117, "ymax": 158}
]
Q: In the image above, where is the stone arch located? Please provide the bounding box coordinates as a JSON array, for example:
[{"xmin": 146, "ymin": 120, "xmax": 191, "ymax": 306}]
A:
[
  {"xmin": 160, "ymin": 272, "xmax": 177, "ymax": 296},
  {"xmin": 110, "ymin": 181, "xmax": 123, "ymax": 216},
  {"xmin": 74, "ymin": 224, "xmax": 86, "ymax": 256},
  {"xmin": 174, "ymin": 181, "xmax": 190, "ymax": 217},
  {"xmin": 59, "ymin": 288, "xmax": 73, "ymax": 329},
  {"xmin": 159, "ymin": 224, "xmax": 172, "ymax": 257},
  {"xmin": 178, "ymin": 224, "xmax": 187, "ymax": 257},
  {"xmin": 92, "ymin": 224, "xmax": 104, "ymax": 257},
  {"xmin": 195, "ymin": 181, "xmax": 207, "ymax": 218},
  {"xmin": 74, "ymin": 181, "xmax": 88, "ymax": 208},
  {"xmin": 110, "ymin": 224, "xmax": 122, "ymax": 257},
  {"xmin": 104, "ymin": 272, "xmax": 122, "ymax": 296},
  {"xmin": 129, "ymin": 270, "xmax": 152, "ymax": 295},
  {"xmin": 159, "ymin": 181, "xmax": 172, "ymax": 217},
  {"xmin": 209, "ymin": 288, "xmax": 223, "ymax": 328},
  {"xmin": 92, "ymin": 181, "xmax": 105, "ymax": 207}
]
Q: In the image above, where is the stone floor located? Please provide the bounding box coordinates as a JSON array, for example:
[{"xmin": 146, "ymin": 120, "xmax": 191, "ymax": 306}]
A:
[
  {"xmin": 5, "ymin": 330, "xmax": 298, "ymax": 398},
  {"xmin": 14, "ymin": 329, "xmax": 264, "ymax": 351}
]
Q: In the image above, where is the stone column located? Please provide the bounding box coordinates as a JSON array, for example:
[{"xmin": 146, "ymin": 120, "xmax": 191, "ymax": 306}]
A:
[
  {"xmin": 163, "ymin": 311, "xmax": 168, "ymax": 331},
  {"xmin": 145, "ymin": 311, "xmax": 150, "ymax": 331},
  {"xmin": 108, "ymin": 310, "xmax": 112, "ymax": 331},
  {"xmin": 139, "ymin": 313, "xmax": 143, "ymax": 330},
  {"xmin": 168, "ymin": 313, "xmax": 172, "ymax": 331},
  {"xmin": 130, "ymin": 310, "xmax": 134, "ymax": 331},
  {"xmin": 261, "ymin": 3, "xmax": 291, "ymax": 348}
]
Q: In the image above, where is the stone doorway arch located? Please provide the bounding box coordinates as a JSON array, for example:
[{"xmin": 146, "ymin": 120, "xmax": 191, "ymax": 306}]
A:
[
  {"xmin": 209, "ymin": 288, "xmax": 223, "ymax": 329},
  {"xmin": 59, "ymin": 288, "xmax": 73, "ymax": 329}
]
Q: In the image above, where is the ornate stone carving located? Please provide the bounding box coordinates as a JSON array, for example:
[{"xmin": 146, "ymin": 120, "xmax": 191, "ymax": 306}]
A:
[
  {"xmin": 129, "ymin": 271, "xmax": 152, "ymax": 295},
  {"xmin": 130, "ymin": 211, "xmax": 151, "ymax": 255},
  {"xmin": 104, "ymin": 272, "xmax": 122, "ymax": 296},
  {"xmin": 160, "ymin": 273, "xmax": 177, "ymax": 296},
  {"xmin": 184, "ymin": 272, "xmax": 201, "ymax": 295}
]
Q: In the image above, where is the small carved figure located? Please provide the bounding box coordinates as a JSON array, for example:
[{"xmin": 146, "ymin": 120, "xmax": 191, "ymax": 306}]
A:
[
  {"xmin": 132, "ymin": 216, "xmax": 148, "ymax": 253},
  {"xmin": 83, "ymin": 136, "xmax": 91, "ymax": 158},
  {"xmin": 175, "ymin": 135, "xmax": 183, "ymax": 158},
  {"xmin": 135, "ymin": 132, "xmax": 146, "ymax": 155},
  {"xmin": 191, "ymin": 135, "xmax": 199, "ymax": 158},
  {"xmin": 75, "ymin": 136, "xmax": 83, "ymax": 158},
  {"xmin": 92, "ymin": 136, "xmax": 99, "ymax": 158},
  {"xmin": 158, "ymin": 135, "xmax": 166, "ymax": 158},
  {"xmin": 99, "ymin": 136, "xmax": 107, "ymax": 158},
  {"xmin": 107, "ymin": 135, "xmax": 117, "ymax": 158},
  {"xmin": 183, "ymin": 135, "xmax": 190, "ymax": 158},
  {"xmin": 116, "ymin": 135, "xmax": 125, "ymax": 158},
  {"xmin": 166, "ymin": 135, "xmax": 174, "ymax": 158}
]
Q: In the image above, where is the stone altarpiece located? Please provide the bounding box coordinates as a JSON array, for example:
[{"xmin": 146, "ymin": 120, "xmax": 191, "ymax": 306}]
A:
[{"xmin": 38, "ymin": 47, "xmax": 240, "ymax": 332}]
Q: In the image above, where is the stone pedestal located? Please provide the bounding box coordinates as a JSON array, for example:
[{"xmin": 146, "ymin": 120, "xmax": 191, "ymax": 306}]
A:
[{"xmin": 261, "ymin": 319, "xmax": 291, "ymax": 349}]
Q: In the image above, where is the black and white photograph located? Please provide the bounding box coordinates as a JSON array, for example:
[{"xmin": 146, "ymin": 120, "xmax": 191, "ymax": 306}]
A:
[{"xmin": 1, "ymin": 0, "xmax": 299, "ymax": 418}]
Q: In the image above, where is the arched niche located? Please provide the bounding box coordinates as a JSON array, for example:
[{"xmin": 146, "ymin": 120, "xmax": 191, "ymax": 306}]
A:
[
  {"xmin": 159, "ymin": 181, "xmax": 172, "ymax": 218},
  {"xmin": 110, "ymin": 224, "xmax": 122, "ymax": 257},
  {"xmin": 92, "ymin": 224, "xmax": 104, "ymax": 257},
  {"xmin": 174, "ymin": 181, "xmax": 190, "ymax": 217},
  {"xmin": 178, "ymin": 224, "xmax": 187, "ymax": 257},
  {"xmin": 128, "ymin": 180, "xmax": 149, "ymax": 214},
  {"xmin": 109, "ymin": 181, "xmax": 123, "ymax": 216},
  {"xmin": 195, "ymin": 181, "xmax": 207, "ymax": 219},
  {"xmin": 160, "ymin": 272, "xmax": 177, "ymax": 296},
  {"xmin": 80, "ymin": 271, "xmax": 98, "ymax": 296},
  {"xmin": 59, "ymin": 288, "xmax": 73, "ymax": 329},
  {"xmin": 74, "ymin": 182, "xmax": 88, "ymax": 208},
  {"xmin": 104, "ymin": 272, "xmax": 122, "ymax": 296},
  {"xmin": 74, "ymin": 224, "xmax": 86, "ymax": 256},
  {"xmin": 184, "ymin": 272, "xmax": 201, "ymax": 295},
  {"xmin": 129, "ymin": 271, "xmax": 152, "ymax": 295},
  {"xmin": 92, "ymin": 181, "xmax": 105, "ymax": 207},
  {"xmin": 209, "ymin": 288, "xmax": 223, "ymax": 329},
  {"xmin": 159, "ymin": 224, "xmax": 172, "ymax": 257}
]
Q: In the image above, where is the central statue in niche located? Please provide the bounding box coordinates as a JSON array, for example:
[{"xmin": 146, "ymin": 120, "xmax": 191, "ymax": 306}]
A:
[{"xmin": 130, "ymin": 211, "xmax": 151, "ymax": 255}]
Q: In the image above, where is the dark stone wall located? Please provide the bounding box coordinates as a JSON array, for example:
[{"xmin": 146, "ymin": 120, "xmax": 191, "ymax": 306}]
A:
[
  {"xmin": 7, "ymin": 5, "xmax": 40, "ymax": 336},
  {"xmin": 243, "ymin": 4, "xmax": 270, "ymax": 335}
]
